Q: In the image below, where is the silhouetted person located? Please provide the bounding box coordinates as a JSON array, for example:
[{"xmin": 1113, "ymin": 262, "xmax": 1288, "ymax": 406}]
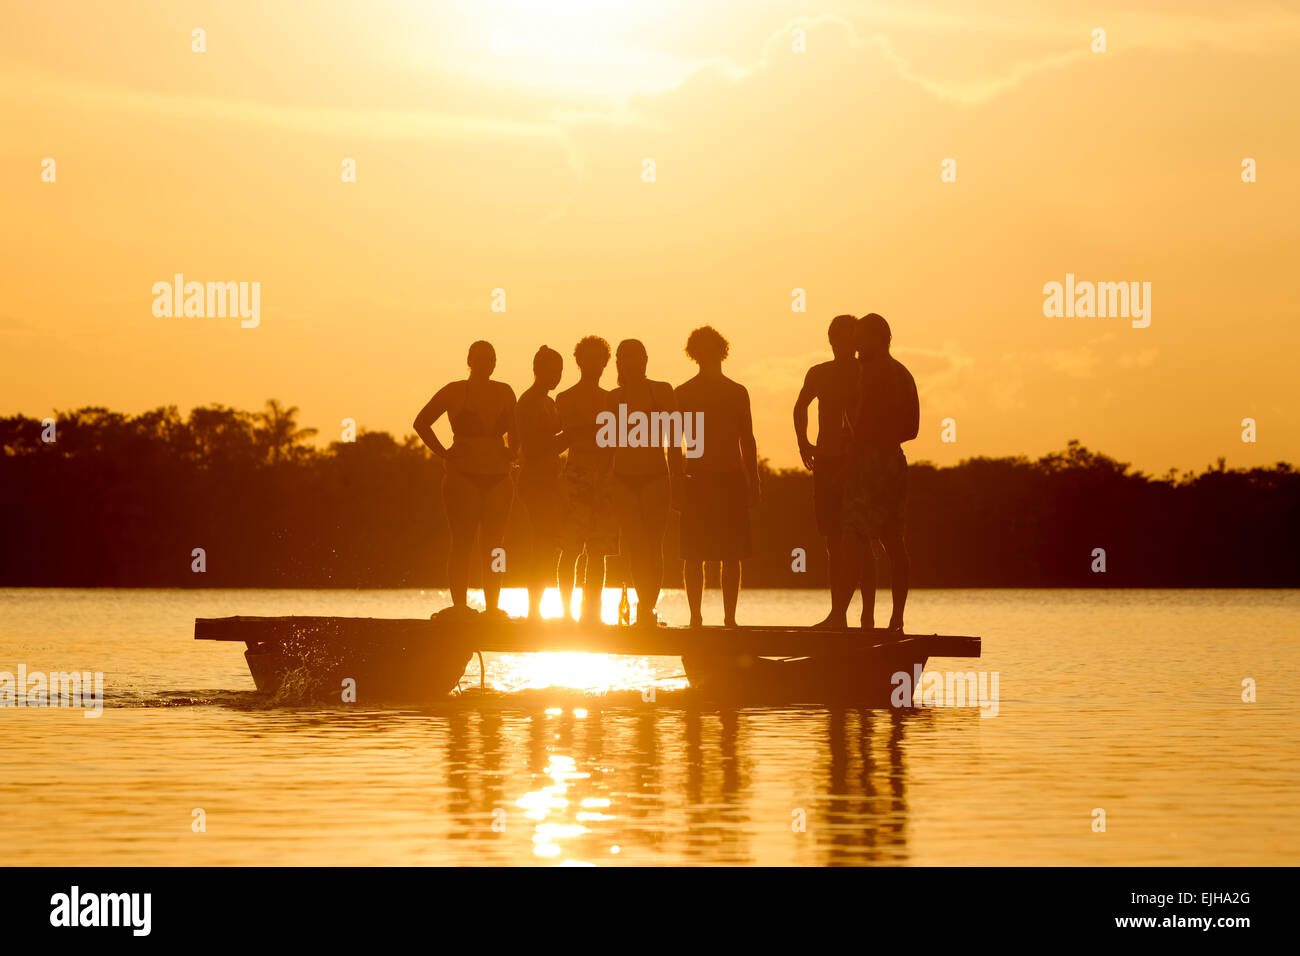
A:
[
  {"xmin": 555, "ymin": 336, "xmax": 618, "ymax": 625},
  {"xmin": 793, "ymin": 314, "xmax": 862, "ymax": 628},
  {"xmin": 516, "ymin": 345, "xmax": 568, "ymax": 620},
  {"xmin": 846, "ymin": 314, "xmax": 919, "ymax": 631},
  {"xmin": 674, "ymin": 326, "xmax": 759, "ymax": 627},
  {"xmin": 413, "ymin": 340, "xmax": 517, "ymax": 618},
  {"xmin": 609, "ymin": 339, "xmax": 679, "ymax": 626}
]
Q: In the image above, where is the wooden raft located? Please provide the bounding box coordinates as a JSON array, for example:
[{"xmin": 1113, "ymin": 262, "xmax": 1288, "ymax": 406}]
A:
[{"xmin": 194, "ymin": 615, "xmax": 980, "ymax": 660}]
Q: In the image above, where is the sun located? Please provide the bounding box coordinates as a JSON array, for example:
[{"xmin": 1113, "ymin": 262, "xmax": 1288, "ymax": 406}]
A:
[{"xmin": 404, "ymin": 0, "xmax": 697, "ymax": 98}]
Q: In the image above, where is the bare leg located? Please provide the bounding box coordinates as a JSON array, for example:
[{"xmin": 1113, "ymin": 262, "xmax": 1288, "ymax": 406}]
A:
[
  {"xmin": 528, "ymin": 547, "xmax": 558, "ymax": 620},
  {"xmin": 447, "ymin": 528, "xmax": 473, "ymax": 607},
  {"xmin": 633, "ymin": 478, "xmax": 670, "ymax": 624},
  {"xmin": 683, "ymin": 560, "xmax": 704, "ymax": 626},
  {"xmin": 558, "ymin": 549, "xmax": 579, "ymax": 620},
  {"xmin": 631, "ymin": 541, "xmax": 660, "ymax": 625},
  {"xmin": 815, "ymin": 533, "xmax": 851, "ymax": 628},
  {"xmin": 638, "ymin": 548, "xmax": 663, "ymax": 624},
  {"xmin": 580, "ymin": 551, "xmax": 605, "ymax": 625},
  {"xmin": 551, "ymin": 550, "xmax": 565, "ymax": 617},
  {"xmin": 480, "ymin": 476, "xmax": 514, "ymax": 612},
  {"xmin": 857, "ymin": 536, "xmax": 877, "ymax": 629},
  {"xmin": 441, "ymin": 472, "xmax": 481, "ymax": 608},
  {"xmin": 477, "ymin": 537, "xmax": 501, "ymax": 611},
  {"xmin": 721, "ymin": 559, "xmax": 741, "ymax": 627},
  {"xmin": 526, "ymin": 551, "xmax": 544, "ymax": 619},
  {"xmin": 880, "ymin": 528, "xmax": 909, "ymax": 631},
  {"xmin": 829, "ymin": 535, "xmax": 853, "ymax": 617}
]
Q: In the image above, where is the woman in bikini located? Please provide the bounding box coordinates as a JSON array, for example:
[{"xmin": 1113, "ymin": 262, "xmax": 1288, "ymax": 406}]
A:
[
  {"xmin": 413, "ymin": 340, "xmax": 518, "ymax": 618},
  {"xmin": 608, "ymin": 339, "xmax": 680, "ymax": 626}
]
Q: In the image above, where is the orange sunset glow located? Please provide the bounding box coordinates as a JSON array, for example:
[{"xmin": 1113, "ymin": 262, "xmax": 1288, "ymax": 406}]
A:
[
  {"xmin": 4, "ymin": 0, "xmax": 1297, "ymax": 470},
  {"xmin": 2, "ymin": 0, "xmax": 1299, "ymax": 913}
]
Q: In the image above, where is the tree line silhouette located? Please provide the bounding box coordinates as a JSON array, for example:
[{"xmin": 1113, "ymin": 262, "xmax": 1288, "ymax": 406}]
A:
[{"xmin": 1, "ymin": 401, "xmax": 1296, "ymax": 588}]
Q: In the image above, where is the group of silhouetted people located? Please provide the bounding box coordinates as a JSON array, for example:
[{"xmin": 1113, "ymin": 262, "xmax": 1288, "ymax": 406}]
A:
[{"xmin": 414, "ymin": 314, "xmax": 918, "ymax": 631}]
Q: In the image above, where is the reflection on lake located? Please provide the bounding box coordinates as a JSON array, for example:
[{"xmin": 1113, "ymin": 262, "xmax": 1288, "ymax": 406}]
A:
[
  {"xmin": 438, "ymin": 703, "xmax": 919, "ymax": 865},
  {"xmin": 1, "ymin": 587, "xmax": 1297, "ymax": 865}
]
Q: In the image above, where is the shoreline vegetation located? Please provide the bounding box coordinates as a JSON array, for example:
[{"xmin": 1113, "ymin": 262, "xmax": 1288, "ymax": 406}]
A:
[{"xmin": 2, "ymin": 401, "xmax": 1296, "ymax": 589}]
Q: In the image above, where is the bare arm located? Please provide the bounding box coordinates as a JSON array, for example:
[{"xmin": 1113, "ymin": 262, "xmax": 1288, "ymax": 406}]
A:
[
  {"xmin": 793, "ymin": 368, "xmax": 817, "ymax": 470},
  {"xmin": 543, "ymin": 400, "xmax": 569, "ymax": 457},
  {"xmin": 552, "ymin": 392, "xmax": 576, "ymax": 457},
  {"xmin": 502, "ymin": 385, "xmax": 519, "ymax": 461},
  {"xmin": 899, "ymin": 369, "xmax": 919, "ymax": 443},
  {"xmin": 739, "ymin": 385, "xmax": 759, "ymax": 501},
  {"xmin": 413, "ymin": 384, "xmax": 455, "ymax": 459}
]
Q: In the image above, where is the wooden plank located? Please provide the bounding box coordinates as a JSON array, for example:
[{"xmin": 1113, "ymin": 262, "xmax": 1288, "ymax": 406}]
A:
[{"xmin": 194, "ymin": 615, "xmax": 980, "ymax": 659}]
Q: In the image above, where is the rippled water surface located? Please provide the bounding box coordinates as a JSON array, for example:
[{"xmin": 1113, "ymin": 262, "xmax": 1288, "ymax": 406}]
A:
[{"xmin": 1, "ymin": 587, "xmax": 1296, "ymax": 865}]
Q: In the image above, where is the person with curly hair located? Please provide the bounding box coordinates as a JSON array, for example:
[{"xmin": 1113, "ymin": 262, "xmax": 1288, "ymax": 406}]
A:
[{"xmin": 673, "ymin": 325, "xmax": 759, "ymax": 627}]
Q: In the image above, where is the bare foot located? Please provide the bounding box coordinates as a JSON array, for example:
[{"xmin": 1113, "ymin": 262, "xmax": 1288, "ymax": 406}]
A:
[
  {"xmin": 432, "ymin": 604, "xmax": 479, "ymax": 622},
  {"xmin": 812, "ymin": 613, "xmax": 849, "ymax": 630},
  {"xmin": 689, "ymin": 615, "xmax": 704, "ymax": 628},
  {"xmin": 723, "ymin": 617, "xmax": 738, "ymax": 628}
]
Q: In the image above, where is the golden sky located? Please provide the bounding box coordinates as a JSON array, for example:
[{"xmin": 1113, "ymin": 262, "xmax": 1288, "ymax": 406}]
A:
[{"xmin": 3, "ymin": 0, "xmax": 1298, "ymax": 472}]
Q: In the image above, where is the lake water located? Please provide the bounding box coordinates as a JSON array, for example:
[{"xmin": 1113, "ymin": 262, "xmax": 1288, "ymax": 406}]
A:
[{"xmin": 1, "ymin": 587, "xmax": 1296, "ymax": 866}]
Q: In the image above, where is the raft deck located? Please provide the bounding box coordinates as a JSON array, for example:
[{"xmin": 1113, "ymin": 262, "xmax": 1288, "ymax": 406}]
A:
[{"xmin": 194, "ymin": 615, "xmax": 981, "ymax": 660}]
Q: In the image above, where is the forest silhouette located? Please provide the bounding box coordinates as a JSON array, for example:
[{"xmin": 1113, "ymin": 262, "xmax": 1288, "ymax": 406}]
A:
[{"xmin": 2, "ymin": 401, "xmax": 1296, "ymax": 588}]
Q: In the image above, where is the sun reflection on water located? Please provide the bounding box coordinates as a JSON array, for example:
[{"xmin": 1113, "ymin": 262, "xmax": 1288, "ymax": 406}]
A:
[
  {"xmin": 463, "ymin": 587, "xmax": 691, "ymax": 862},
  {"xmin": 467, "ymin": 589, "xmax": 688, "ymax": 862},
  {"xmin": 516, "ymin": 745, "xmax": 602, "ymax": 862},
  {"xmin": 471, "ymin": 588, "xmax": 688, "ymax": 693},
  {"xmin": 493, "ymin": 651, "xmax": 674, "ymax": 692}
]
